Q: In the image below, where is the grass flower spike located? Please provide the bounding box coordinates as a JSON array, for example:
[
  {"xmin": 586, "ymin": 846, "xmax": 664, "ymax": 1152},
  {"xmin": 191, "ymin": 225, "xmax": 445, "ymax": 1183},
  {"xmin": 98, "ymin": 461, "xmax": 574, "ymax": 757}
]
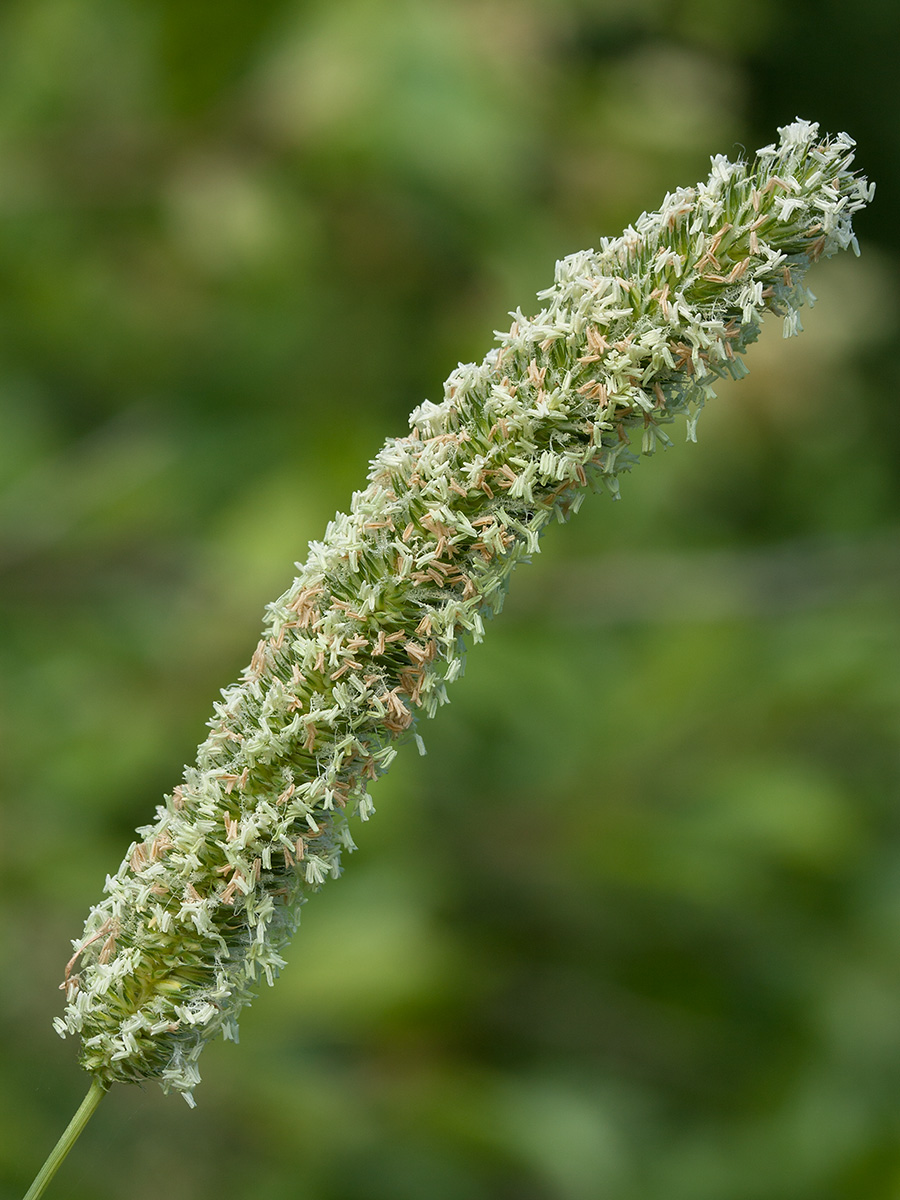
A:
[{"xmin": 53, "ymin": 119, "xmax": 871, "ymax": 1118}]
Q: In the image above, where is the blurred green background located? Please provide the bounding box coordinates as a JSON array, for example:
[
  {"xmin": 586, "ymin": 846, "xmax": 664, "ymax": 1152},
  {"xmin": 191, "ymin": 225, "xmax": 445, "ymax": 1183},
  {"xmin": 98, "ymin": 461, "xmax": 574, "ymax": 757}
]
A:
[{"xmin": 1, "ymin": 1, "xmax": 898, "ymax": 1197}]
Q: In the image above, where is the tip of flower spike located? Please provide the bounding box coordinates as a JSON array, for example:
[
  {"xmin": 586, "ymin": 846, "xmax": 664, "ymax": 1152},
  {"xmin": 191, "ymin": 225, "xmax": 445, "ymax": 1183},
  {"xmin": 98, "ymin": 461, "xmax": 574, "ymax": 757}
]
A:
[{"xmin": 777, "ymin": 117, "xmax": 821, "ymax": 146}]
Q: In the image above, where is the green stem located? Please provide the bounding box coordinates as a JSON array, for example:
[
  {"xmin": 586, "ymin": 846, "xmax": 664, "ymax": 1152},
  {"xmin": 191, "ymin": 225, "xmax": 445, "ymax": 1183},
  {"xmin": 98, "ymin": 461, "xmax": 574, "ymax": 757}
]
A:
[{"xmin": 24, "ymin": 1078, "xmax": 108, "ymax": 1200}]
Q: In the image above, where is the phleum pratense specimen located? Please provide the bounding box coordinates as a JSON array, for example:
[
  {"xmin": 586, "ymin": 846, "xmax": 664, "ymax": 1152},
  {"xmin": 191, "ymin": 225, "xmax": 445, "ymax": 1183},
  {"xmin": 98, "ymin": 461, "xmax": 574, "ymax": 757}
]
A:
[{"xmin": 28, "ymin": 119, "xmax": 872, "ymax": 1198}]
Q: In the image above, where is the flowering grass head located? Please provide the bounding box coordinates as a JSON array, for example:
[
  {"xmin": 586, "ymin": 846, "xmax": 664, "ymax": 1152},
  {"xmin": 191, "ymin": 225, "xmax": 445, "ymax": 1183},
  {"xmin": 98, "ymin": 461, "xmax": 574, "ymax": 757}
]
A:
[{"xmin": 54, "ymin": 119, "xmax": 872, "ymax": 1105}]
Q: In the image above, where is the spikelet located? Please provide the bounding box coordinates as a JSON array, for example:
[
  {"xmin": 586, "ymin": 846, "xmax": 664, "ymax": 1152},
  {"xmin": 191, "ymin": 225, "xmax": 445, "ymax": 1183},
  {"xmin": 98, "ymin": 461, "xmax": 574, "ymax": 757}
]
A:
[{"xmin": 55, "ymin": 119, "xmax": 873, "ymax": 1104}]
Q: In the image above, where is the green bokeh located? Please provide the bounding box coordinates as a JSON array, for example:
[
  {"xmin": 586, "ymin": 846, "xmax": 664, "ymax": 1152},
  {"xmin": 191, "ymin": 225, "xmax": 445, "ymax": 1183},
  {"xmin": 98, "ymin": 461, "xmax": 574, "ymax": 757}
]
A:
[{"xmin": 2, "ymin": 2, "xmax": 898, "ymax": 1197}]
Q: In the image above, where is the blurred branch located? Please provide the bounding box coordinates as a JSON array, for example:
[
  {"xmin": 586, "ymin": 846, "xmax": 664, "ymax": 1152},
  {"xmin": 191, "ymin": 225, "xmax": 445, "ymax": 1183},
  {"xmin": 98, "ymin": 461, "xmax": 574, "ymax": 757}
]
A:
[
  {"xmin": 513, "ymin": 531, "xmax": 900, "ymax": 624},
  {"xmin": 0, "ymin": 405, "xmax": 176, "ymax": 571}
]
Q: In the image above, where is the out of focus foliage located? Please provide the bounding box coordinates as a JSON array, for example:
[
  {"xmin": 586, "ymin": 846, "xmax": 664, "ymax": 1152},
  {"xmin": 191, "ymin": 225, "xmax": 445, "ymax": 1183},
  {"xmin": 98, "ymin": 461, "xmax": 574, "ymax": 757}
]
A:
[{"xmin": 1, "ymin": 2, "xmax": 898, "ymax": 1198}]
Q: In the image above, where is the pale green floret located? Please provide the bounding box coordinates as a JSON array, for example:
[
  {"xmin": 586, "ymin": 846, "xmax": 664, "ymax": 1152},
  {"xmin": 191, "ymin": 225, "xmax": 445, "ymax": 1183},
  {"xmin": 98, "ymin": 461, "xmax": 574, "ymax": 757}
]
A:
[{"xmin": 55, "ymin": 119, "xmax": 873, "ymax": 1104}]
